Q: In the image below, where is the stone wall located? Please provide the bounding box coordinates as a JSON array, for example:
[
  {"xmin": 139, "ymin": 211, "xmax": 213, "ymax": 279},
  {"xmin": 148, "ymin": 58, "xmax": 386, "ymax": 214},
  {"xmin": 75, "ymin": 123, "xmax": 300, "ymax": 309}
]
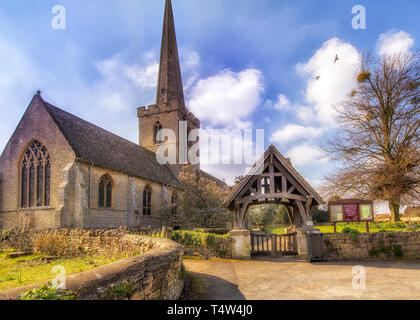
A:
[
  {"xmin": 172, "ymin": 230, "xmax": 233, "ymax": 259},
  {"xmin": 0, "ymin": 233, "xmax": 184, "ymax": 300},
  {"xmin": 322, "ymin": 231, "xmax": 420, "ymax": 260}
]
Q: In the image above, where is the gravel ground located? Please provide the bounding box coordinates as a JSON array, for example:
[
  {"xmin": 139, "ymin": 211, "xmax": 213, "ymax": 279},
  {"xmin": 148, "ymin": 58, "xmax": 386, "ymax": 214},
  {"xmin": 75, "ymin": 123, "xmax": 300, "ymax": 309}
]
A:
[{"xmin": 182, "ymin": 257, "xmax": 420, "ymax": 300}]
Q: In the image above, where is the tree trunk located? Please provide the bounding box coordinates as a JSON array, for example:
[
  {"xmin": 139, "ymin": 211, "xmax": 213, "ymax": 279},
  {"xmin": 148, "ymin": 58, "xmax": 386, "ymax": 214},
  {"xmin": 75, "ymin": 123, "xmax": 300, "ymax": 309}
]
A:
[{"xmin": 389, "ymin": 202, "xmax": 400, "ymax": 222}]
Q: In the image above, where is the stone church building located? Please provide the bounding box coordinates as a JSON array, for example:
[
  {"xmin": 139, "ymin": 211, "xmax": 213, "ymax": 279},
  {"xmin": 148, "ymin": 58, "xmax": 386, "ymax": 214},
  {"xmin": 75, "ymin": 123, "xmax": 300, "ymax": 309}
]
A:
[{"xmin": 0, "ymin": 0, "xmax": 222, "ymax": 230}]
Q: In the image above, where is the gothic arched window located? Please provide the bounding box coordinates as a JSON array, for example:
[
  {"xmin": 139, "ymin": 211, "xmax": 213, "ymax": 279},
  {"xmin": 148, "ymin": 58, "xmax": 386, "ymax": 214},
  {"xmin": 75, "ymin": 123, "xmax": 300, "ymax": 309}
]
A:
[
  {"xmin": 154, "ymin": 121, "xmax": 163, "ymax": 144},
  {"xmin": 20, "ymin": 140, "xmax": 50, "ymax": 208},
  {"xmin": 171, "ymin": 192, "xmax": 177, "ymax": 215},
  {"xmin": 143, "ymin": 186, "xmax": 152, "ymax": 215},
  {"xmin": 98, "ymin": 175, "xmax": 112, "ymax": 208}
]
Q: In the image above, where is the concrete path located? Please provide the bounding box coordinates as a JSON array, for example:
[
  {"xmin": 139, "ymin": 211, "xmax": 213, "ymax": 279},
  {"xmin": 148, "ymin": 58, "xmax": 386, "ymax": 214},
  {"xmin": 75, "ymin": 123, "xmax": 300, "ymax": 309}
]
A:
[{"xmin": 182, "ymin": 257, "xmax": 420, "ymax": 300}]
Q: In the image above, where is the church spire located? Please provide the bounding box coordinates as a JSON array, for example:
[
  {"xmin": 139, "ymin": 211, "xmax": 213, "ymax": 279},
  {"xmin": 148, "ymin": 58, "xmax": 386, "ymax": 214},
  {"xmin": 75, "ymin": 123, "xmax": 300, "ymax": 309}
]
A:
[{"xmin": 156, "ymin": 0, "xmax": 185, "ymax": 107}]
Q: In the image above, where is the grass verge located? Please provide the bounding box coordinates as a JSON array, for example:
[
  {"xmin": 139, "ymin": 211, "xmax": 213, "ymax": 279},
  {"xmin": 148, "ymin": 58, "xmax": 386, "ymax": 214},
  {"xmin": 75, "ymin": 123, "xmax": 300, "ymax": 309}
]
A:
[{"xmin": 0, "ymin": 248, "xmax": 123, "ymax": 291}]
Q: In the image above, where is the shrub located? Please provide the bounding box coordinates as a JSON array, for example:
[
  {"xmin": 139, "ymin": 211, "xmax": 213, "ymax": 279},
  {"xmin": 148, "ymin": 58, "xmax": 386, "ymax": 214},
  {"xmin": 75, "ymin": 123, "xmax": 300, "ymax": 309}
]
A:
[
  {"xmin": 33, "ymin": 234, "xmax": 75, "ymax": 257},
  {"xmin": 393, "ymin": 245, "xmax": 403, "ymax": 258},
  {"xmin": 179, "ymin": 263, "xmax": 186, "ymax": 280},
  {"xmin": 18, "ymin": 283, "xmax": 77, "ymax": 300},
  {"xmin": 312, "ymin": 208, "xmax": 329, "ymax": 223},
  {"xmin": 341, "ymin": 227, "xmax": 359, "ymax": 241},
  {"xmin": 204, "ymin": 234, "xmax": 216, "ymax": 247},
  {"xmin": 198, "ymin": 228, "xmax": 230, "ymax": 235},
  {"xmin": 349, "ymin": 229, "xmax": 360, "ymax": 241},
  {"xmin": 368, "ymin": 247, "xmax": 380, "ymax": 257},
  {"xmin": 341, "ymin": 227, "xmax": 351, "ymax": 233},
  {"xmin": 0, "ymin": 228, "xmax": 33, "ymax": 252},
  {"xmin": 107, "ymin": 280, "xmax": 135, "ymax": 300}
]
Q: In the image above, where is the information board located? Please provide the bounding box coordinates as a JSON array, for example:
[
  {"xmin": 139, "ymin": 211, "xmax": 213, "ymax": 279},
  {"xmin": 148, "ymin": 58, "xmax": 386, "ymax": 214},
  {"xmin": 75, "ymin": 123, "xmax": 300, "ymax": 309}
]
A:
[
  {"xmin": 343, "ymin": 203, "xmax": 358, "ymax": 221},
  {"xmin": 328, "ymin": 199, "xmax": 374, "ymax": 223}
]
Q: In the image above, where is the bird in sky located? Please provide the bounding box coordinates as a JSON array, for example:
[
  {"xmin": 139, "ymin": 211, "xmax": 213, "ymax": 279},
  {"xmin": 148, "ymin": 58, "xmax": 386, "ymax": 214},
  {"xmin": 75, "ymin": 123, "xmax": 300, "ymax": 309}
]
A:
[
  {"xmin": 316, "ymin": 76, "xmax": 321, "ymax": 81},
  {"xmin": 334, "ymin": 54, "xmax": 339, "ymax": 63}
]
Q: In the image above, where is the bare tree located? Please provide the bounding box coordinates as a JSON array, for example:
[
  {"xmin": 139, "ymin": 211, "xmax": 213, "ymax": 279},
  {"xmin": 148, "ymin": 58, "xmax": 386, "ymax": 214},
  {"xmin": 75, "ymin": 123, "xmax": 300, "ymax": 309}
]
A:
[
  {"xmin": 323, "ymin": 52, "xmax": 420, "ymax": 222},
  {"xmin": 176, "ymin": 165, "xmax": 231, "ymax": 227}
]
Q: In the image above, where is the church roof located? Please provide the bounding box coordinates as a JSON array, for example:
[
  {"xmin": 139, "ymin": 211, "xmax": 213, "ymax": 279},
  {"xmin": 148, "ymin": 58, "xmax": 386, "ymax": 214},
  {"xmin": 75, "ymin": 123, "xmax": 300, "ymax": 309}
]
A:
[
  {"xmin": 199, "ymin": 170, "xmax": 227, "ymax": 188},
  {"xmin": 36, "ymin": 94, "xmax": 181, "ymax": 188}
]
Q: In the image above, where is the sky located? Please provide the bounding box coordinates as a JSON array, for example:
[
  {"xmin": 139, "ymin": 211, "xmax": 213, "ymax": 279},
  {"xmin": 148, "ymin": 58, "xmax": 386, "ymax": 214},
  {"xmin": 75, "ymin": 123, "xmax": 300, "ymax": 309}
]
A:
[{"xmin": 0, "ymin": 0, "xmax": 418, "ymax": 211}]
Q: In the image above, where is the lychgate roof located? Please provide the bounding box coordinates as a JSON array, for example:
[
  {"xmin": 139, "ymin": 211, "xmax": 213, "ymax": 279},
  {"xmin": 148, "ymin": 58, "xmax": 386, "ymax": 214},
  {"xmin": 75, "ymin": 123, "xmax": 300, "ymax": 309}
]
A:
[
  {"xmin": 36, "ymin": 94, "xmax": 180, "ymax": 188},
  {"xmin": 223, "ymin": 145, "xmax": 324, "ymax": 210}
]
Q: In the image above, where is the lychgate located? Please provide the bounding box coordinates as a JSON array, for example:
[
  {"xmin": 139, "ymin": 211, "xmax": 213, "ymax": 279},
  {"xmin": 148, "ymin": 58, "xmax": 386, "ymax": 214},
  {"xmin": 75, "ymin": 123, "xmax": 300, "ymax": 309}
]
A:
[{"xmin": 223, "ymin": 145, "xmax": 325, "ymax": 260}]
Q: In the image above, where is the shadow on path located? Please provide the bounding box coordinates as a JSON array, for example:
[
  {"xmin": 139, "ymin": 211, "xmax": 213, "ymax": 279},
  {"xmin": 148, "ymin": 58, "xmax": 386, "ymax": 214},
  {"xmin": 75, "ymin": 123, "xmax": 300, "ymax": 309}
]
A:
[{"xmin": 180, "ymin": 271, "xmax": 245, "ymax": 300}]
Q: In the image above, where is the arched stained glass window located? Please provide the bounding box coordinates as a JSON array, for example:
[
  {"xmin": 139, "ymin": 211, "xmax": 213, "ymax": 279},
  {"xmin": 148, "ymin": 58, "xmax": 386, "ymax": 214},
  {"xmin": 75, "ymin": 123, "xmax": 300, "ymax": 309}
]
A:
[
  {"xmin": 171, "ymin": 193, "xmax": 177, "ymax": 215},
  {"xmin": 99, "ymin": 175, "xmax": 112, "ymax": 208},
  {"xmin": 20, "ymin": 141, "xmax": 50, "ymax": 208},
  {"xmin": 143, "ymin": 186, "xmax": 152, "ymax": 215}
]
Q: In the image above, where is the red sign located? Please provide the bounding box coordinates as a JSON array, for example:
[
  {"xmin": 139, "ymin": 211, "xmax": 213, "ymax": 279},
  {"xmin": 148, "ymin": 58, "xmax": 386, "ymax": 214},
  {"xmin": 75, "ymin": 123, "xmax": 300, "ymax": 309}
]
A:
[{"xmin": 343, "ymin": 203, "xmax": 358, "ymax": 222}]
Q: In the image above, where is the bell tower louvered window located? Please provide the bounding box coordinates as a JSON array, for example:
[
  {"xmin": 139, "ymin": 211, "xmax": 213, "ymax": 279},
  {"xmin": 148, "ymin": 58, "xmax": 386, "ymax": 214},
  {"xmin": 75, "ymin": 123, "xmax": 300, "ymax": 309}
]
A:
[{"xmin": 154, "ymin": 121, "xmax": 163, "ymax": 144}]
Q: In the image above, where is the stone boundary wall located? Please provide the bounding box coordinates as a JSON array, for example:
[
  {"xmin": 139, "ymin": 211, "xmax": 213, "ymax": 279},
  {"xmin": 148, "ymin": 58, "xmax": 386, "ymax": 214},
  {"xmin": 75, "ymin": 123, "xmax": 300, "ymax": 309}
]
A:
[
  {"xmin": 322, "ymin": 231, "xmax": 420, "ymax": 260},
  {"xmin": 171, "ymin": 230, "xmax": 233, "ymax": 259},
  {"xmin": 0, "ymin": 234, "xmax": 184, "ymax": 300},
  {"xmin": 182, "ymin": 241, "xmax": 233, "ymax": 259}
]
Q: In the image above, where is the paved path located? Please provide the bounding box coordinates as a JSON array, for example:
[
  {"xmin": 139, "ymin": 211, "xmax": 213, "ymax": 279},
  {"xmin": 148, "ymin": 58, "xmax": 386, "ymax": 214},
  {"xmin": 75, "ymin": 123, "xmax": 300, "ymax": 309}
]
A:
[{"xmin": 182, "ymin": 257, "xmax": 420, "ymax": 300}]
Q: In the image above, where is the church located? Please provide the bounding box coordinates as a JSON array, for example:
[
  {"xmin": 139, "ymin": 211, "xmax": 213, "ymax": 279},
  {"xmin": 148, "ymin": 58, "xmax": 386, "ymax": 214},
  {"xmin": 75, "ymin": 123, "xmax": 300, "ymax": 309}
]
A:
[{"xmin": 0, "ymin": 0, "xmax": 223, "ymax": 230}]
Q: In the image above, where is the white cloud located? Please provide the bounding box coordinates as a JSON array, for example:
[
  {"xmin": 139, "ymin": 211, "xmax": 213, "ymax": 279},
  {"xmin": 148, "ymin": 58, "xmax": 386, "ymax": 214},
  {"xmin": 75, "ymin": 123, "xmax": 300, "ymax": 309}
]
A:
[
  {"xmin": 181, "ymin": 50, "xmax": 201, "ymax": 92},
  {"xmin": 377, "ymin": 30, "xmax": 414, "ymax": 56},
  {"xmin": 266, "ymin": 94, "xmax": 305, "ymax": 112},
  {"xmin": 273, "ymin": 94, "xmax": 292, "ymax": 110},
  {"xmin": 90, "ymin": 55, "xmax": 159, "ymax": 117},
  {"xmin": 126, "ymin": 61, "xmax": 159, "ymax": 89},
  {"xmin": 296, "ymin": 37, "xmax": 360, "ymax": 124},
  {"xmin": 296, "ymin": 105, "xmax": 316, "ymax": 123},
  {"xmin": 187, "ymin": 69, "xmax": 264, "ymax": 129},
  {"xmin": 286, "ymin": 144, "xmax": 328, "ymax": 167},
  {"xmin": 0, "ymin": 34, "xmax": 41, "ymax": 151},
  {"xmin": 270, "ymin": 124, "xmax": 324, "ymax": 144}
]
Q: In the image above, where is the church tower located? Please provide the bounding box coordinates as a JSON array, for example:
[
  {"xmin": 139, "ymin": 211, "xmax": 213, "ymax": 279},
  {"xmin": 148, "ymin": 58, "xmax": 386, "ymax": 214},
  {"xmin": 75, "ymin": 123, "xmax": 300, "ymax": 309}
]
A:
[{"xmin": 137, "ymin": 0, "xmax": 200, "ymax": 176}]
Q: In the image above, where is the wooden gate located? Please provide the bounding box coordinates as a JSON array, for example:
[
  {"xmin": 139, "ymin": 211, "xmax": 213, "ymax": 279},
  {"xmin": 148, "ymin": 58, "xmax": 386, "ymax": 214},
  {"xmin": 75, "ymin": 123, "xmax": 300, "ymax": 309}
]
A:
[{"xmin": 251, "ymin": 232, "xmax": 297, "ymax": 257}]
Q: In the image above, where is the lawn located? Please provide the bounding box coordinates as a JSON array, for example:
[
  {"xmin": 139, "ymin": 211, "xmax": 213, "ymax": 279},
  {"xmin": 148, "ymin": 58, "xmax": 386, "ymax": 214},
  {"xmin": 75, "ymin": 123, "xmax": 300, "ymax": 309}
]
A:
[
  {"xmin": 0, "ymin": 249, "xmax": 120, "ymax": 291},
  {"xmin": 265, "ymin": 222, "xmax": 418, "ymax": 235}
]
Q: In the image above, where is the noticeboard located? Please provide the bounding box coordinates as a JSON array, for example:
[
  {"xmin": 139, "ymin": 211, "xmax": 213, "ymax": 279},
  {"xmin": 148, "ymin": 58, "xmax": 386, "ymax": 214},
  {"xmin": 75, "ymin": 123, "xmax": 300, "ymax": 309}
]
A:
[
  {"xmin": 328, "ymin": 199, "xmax": 374, "ymax": 223},
  {"xmin": 343, "ymin": 203, "xmax": 358, "ymax": 221}
]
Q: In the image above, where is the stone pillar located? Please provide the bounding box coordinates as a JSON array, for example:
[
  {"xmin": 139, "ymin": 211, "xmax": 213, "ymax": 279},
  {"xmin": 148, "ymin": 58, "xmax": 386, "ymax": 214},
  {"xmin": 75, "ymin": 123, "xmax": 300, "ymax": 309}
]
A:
[
  {"xmin": 229, "ymin": 230, "xmax": 251, "ymax": 259},
  {"xmin": 296, "ymin": 226, "xmax": 319, "ymax": 261},
  {"xmin": 127, "ymin": 177, "xmax": 137, "ymax": 227}
]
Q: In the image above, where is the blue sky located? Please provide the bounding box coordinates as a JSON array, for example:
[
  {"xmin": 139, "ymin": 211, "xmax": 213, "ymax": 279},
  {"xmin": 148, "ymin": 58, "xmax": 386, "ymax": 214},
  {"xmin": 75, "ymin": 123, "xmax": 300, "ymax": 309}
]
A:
[{"xmin": 0, "ymin": 0, "xmax": 418, "ymax": 200}]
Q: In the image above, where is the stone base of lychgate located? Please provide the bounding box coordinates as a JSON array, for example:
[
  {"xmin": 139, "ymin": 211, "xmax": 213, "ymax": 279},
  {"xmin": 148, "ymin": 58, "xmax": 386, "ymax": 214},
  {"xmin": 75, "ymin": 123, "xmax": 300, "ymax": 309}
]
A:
[
  {"xmin": 229, "ymin": 229, "xmax": 251, "ymax": 259},
  {"xmin": 296, "ymin": 226, "xmax": 320, "ymax": 261}
]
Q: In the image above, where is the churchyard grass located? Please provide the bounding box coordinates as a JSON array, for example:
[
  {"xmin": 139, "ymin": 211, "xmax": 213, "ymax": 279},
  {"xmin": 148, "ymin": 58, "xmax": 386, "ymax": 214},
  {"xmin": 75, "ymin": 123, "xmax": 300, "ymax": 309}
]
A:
[
  {"xmin": 265, "ymin": 222, "xmax": 418, "ymax": 234},
  {"xmin": 0, "ymin": 248, "xmax": 121, "ymax": 291}
]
